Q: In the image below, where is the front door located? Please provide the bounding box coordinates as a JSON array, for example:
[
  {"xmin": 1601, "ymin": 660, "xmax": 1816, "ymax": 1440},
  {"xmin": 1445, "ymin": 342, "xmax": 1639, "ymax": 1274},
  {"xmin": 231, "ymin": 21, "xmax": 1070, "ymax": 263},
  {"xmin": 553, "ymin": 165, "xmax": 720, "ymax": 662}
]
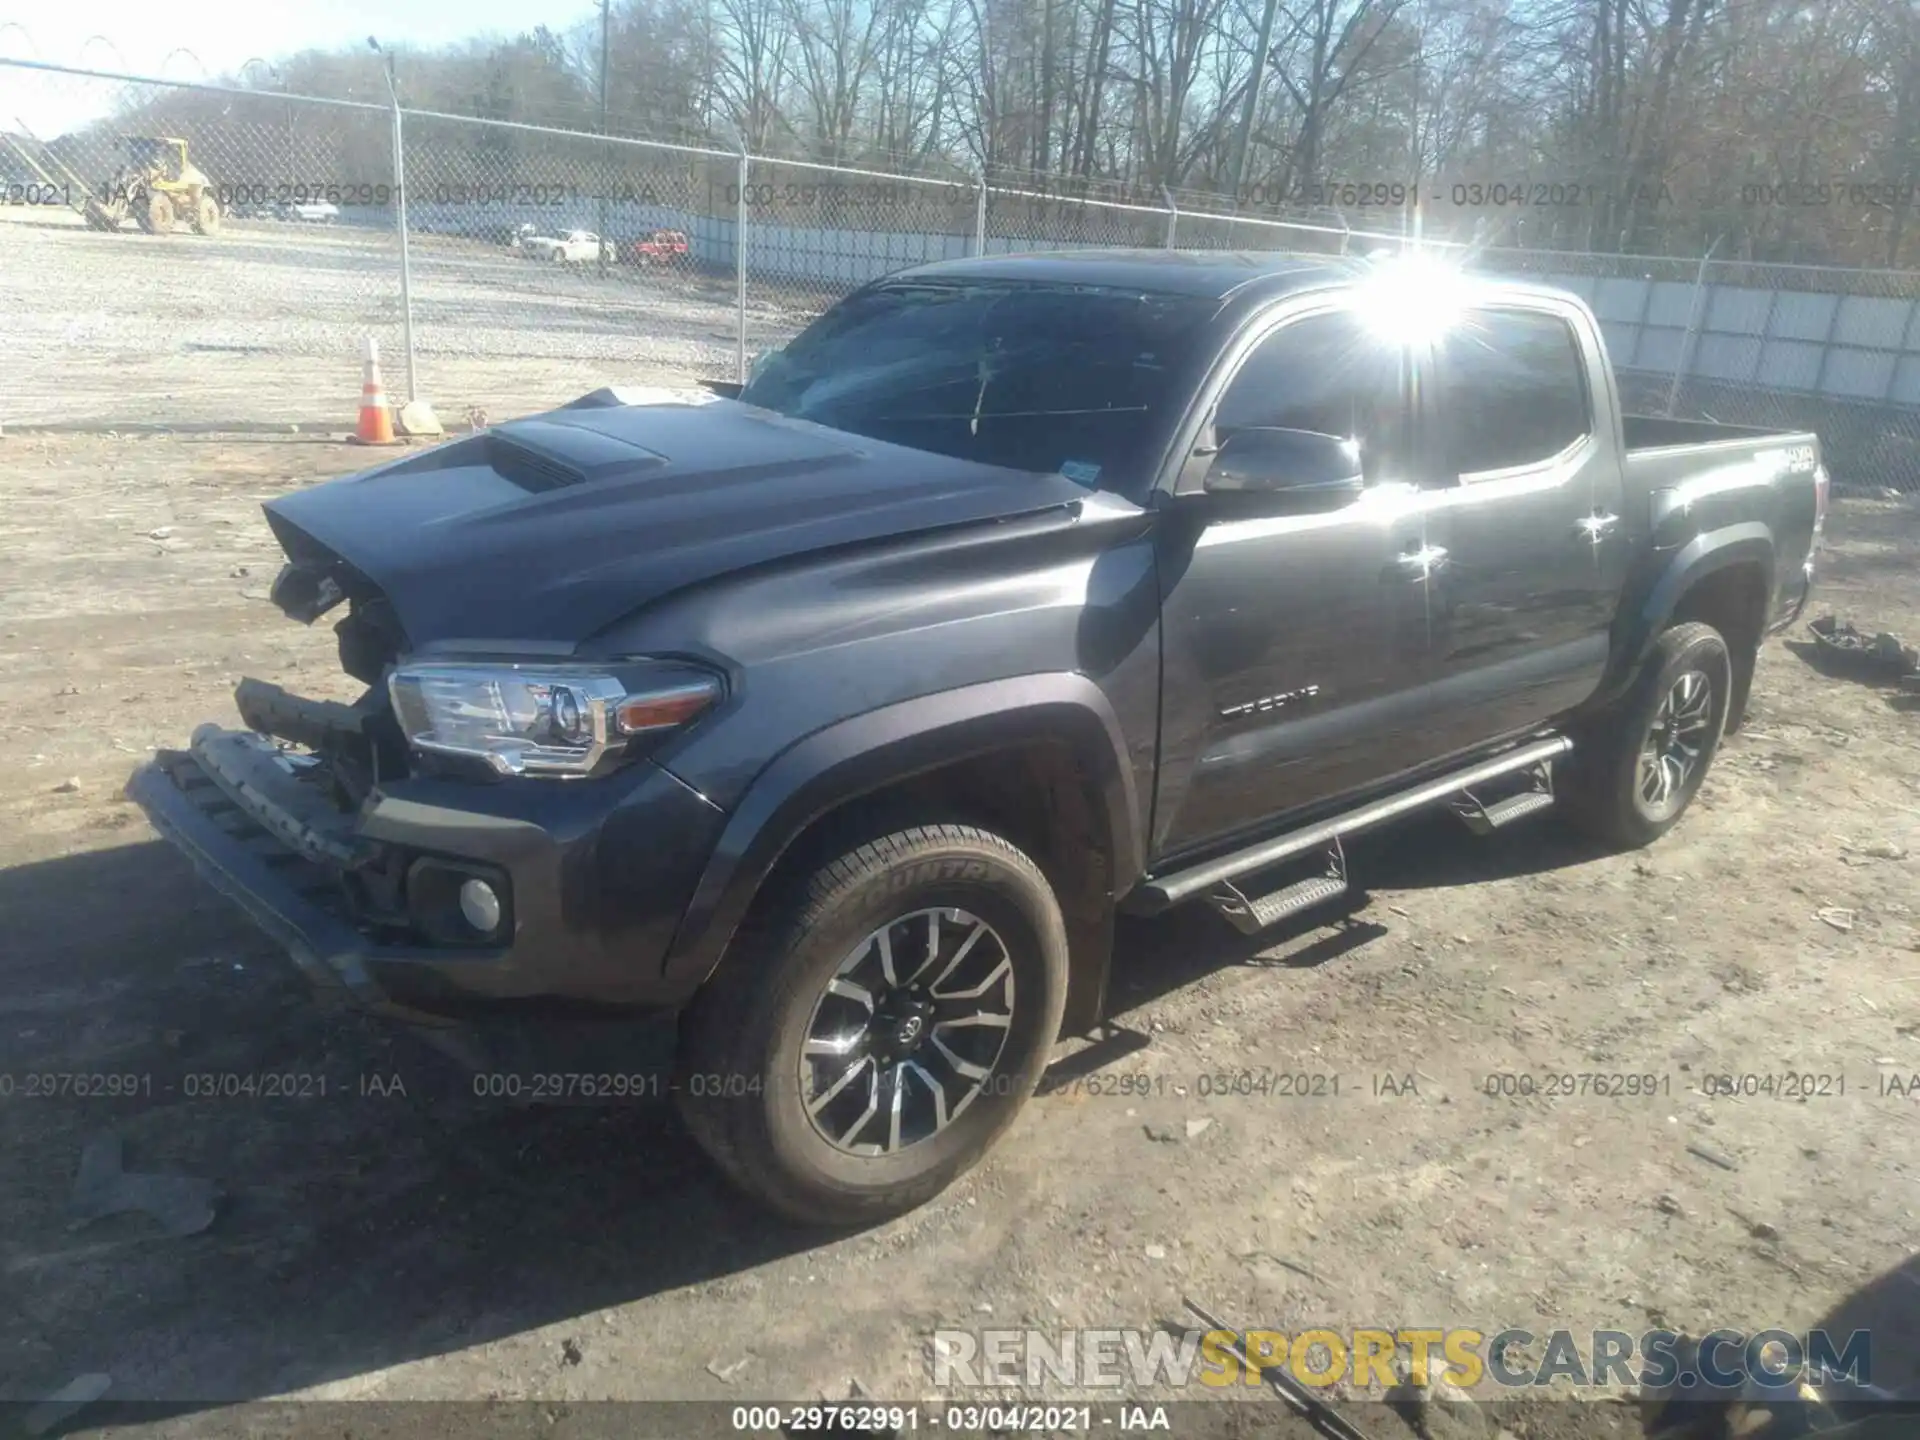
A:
[{"xmin": 1151, "ymin": 303, "xmax": 1443, "ymax": 861}]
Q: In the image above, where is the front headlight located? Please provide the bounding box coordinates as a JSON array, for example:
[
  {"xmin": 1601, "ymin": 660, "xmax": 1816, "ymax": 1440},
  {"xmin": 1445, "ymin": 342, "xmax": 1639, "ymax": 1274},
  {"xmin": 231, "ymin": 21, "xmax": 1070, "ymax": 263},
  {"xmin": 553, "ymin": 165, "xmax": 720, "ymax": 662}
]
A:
[{"xmin": 387, "ymin": 662, "xmax": 721, "ymax": 777}]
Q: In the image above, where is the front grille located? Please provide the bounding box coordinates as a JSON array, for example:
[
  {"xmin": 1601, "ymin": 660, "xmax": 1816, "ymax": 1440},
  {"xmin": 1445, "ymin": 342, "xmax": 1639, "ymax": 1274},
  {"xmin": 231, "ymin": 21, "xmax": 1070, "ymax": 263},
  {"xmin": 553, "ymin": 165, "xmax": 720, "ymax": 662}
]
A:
[
  {"xmin": 233, "ymin": 676, "xmax": 410, "ymax": 802},
  {"xmin": 156, "ymin": 749, "xmax": 363, "ymax": 927}
]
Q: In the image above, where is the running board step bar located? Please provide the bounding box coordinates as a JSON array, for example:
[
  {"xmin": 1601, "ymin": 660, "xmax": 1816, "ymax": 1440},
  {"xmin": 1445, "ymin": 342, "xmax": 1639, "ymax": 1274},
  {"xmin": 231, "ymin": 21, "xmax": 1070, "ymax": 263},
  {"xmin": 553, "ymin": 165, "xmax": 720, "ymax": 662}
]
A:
[
  {"xmin": 1208, "ymin": 838, "xmax": 1347, "ymax": 935},
  {"xmin": 1131, "ymin": 735, "xmax": 1572, "ymax": 916},
  {"xmin": 1451, "ymin": 761, "xmax": 1556, "ymax": 836}
]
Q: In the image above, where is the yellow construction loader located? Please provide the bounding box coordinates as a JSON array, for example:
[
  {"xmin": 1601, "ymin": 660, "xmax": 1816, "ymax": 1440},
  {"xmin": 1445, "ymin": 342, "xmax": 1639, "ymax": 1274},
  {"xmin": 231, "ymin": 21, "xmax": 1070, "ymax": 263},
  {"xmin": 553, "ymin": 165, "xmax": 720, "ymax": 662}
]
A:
[
  {"xmin": 97, "ymin": 136, "xmax": 222, "ymax": 234},
  {"xmin": 2, "ymin": 131, "xmax": 224, "ymax": 234}
]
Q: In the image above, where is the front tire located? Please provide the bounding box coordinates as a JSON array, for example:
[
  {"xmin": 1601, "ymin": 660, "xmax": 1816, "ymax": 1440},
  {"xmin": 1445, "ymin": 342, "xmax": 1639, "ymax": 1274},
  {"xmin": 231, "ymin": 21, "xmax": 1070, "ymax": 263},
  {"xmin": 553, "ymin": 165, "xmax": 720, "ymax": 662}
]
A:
[
  {"xmin": 1562, "ymin": 622, "xmax": 1731, "ymax": 848},
  {"xmin": 676, "ymin": 825, "xmax": 1068, "ymax": 1226},
  {"xmin": 138, "ymin": 190, "xmax": 174, "ymax": 234}
]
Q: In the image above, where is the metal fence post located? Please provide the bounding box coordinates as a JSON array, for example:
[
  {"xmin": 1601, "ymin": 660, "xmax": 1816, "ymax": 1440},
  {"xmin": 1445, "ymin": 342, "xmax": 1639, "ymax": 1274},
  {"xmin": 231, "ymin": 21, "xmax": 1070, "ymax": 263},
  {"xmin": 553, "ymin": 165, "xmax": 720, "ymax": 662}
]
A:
[
  {"xmin": 1809, "ymin": 272, "xmax": 1848, "ymax": 400},
  {"xmin": 1886, "ymin": 296, "xmax": 1920, "ymax": 403},
  {"xmin": 1665, "ymin": 236, "xmax": 1721, "ymax": 417},
  {"xmin": 1163, "ymin": 187, "xmax": 1179, "ymax": 248},
  {"xmin": 736, "ymin": 145, "xmax": 749, "ymax": 383},
  {"xmin": 377, "ymin": 61, "xmax": 418, "ymax": 403},
  {"xmin": 974, "ymin": 176, "xmax": 987, "ymax": 257}
]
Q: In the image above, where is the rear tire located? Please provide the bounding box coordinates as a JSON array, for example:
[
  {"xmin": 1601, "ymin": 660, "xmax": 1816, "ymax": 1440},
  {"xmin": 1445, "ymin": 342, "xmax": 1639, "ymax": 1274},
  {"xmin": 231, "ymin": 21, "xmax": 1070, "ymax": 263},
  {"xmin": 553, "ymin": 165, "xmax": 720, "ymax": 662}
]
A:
[
  {"xmin": 676, "ymin": 824, "xmax": 1068, "ymax": 1226},
  {"xmin": 191, "ymin": 191, "xmax": 220, "ymax": 235},
  {"xmin": 1561, "ymin": 622, "xmax": 1731, "ymax": 848}
]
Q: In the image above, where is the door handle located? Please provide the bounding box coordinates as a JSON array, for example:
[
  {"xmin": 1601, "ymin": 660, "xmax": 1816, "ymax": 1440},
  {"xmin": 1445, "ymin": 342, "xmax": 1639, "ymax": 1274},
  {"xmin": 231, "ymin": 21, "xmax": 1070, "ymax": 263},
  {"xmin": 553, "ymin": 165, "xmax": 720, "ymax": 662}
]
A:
[{"xmin": 1396, "ymin": 544, "xmax": 1448, "ymax": 578}]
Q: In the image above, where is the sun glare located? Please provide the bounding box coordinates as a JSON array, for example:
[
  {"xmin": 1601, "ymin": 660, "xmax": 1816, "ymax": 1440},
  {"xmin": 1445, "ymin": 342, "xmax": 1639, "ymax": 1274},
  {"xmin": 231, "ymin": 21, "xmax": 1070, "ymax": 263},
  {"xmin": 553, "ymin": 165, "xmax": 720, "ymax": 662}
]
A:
[{"xmin": 1355, "ymin": 252, "xmax": 1471, "ymax": 346}]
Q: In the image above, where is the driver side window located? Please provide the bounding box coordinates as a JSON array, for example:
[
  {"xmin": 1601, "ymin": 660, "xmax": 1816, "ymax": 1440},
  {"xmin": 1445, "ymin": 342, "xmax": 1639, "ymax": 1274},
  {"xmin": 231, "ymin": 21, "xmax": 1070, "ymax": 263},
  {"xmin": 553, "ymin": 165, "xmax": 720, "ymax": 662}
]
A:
[{"xmin": 1214, "ymin": 309, "xmax": 1411, "ymax": 483}]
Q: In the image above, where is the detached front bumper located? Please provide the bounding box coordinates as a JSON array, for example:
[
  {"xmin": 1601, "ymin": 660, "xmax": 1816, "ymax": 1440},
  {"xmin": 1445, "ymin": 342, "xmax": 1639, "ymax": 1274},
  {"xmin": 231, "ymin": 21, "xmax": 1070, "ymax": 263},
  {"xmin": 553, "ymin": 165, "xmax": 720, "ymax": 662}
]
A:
[{"xmin": 128, "ymin": 727, "xmax": 726, "ymax": 1021}]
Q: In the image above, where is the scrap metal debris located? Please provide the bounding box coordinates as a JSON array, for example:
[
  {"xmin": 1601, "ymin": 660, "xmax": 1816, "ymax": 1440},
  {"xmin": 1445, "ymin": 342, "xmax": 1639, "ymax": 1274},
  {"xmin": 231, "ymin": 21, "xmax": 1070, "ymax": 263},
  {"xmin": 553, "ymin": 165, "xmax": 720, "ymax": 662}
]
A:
[
  {"xmin": 1808, "ymin": 615, "xmax": 1920, "ymax": 684},
  {"xmin": 69, "ymin": 1133, "xmax": 221, "ymax": 1237},
  {"xmin": 1182, "ymin": 1298, "xmax": 1373, "ymax": 1440},
  {"xmin": 1687, "ymin": 1140, "xmax": 1741, "ymax": 1172}
]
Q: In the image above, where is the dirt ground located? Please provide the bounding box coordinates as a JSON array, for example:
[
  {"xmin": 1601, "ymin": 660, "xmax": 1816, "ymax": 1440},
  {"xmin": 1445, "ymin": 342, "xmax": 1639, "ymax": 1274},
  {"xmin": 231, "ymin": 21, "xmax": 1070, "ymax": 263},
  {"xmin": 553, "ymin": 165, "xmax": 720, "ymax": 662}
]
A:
[
  {"xmin": 1, "ymin": 431, "xmax": 1918, "ymax": 1440},
  {"xmin": 0, "ymin": 207, "xmax": 825, "ymax": 432}
]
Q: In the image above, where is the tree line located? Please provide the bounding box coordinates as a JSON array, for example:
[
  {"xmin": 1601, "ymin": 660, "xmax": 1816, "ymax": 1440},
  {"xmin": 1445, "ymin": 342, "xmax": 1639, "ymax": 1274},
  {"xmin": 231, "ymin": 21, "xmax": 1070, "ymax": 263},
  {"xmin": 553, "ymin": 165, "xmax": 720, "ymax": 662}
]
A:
[{"xmin": 80, "ymin": 0, "xmax": 1920, "ymax": 266}]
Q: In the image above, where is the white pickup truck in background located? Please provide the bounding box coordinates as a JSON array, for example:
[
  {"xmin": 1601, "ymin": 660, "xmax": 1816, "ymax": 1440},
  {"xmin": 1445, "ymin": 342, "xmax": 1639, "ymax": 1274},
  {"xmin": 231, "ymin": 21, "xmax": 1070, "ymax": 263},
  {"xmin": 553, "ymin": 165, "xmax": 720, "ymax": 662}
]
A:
[
  {"xmin": 519, "ymin": 229, "xmax": 612, "ymax": 263},
  {"xmin": 279, "ymin": 200, "xmax": 340, "ymax": 223}
]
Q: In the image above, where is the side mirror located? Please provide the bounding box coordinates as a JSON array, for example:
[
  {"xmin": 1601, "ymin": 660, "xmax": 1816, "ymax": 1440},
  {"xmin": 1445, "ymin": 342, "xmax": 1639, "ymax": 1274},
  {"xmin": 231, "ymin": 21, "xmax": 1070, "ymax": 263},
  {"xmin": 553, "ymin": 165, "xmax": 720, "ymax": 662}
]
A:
[
  {"xmin": 748, "ymin": 347, "xmax": 780, "ymax": 381},
  {"xmin": 1203, "ymin": 427, "xmax": 1364, "ymax": 496}
]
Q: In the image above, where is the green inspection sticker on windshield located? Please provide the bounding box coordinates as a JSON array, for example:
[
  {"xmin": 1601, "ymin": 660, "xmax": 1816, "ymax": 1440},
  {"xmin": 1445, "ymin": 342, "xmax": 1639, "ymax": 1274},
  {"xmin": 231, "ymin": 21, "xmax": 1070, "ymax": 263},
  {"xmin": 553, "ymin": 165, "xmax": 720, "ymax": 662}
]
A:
[{"xmin": 1059, "ymin": 460, "xmax": 1102, "ymax": 487}]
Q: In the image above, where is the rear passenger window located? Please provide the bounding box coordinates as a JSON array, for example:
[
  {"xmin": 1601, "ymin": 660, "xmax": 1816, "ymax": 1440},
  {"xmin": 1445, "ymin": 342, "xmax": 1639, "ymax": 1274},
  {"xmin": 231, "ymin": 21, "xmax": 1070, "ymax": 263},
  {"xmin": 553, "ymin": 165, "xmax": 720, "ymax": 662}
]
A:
[{"xmin": 1443, "ymin": 310, "xmax": 1590, "ymax": 475}]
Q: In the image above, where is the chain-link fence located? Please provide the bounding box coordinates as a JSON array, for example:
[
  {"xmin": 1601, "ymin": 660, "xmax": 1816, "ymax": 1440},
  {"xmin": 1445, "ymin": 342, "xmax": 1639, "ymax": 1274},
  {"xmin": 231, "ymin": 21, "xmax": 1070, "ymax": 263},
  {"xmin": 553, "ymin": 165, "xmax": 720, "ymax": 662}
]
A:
[
  {"xmin": 397, "ymin": 110, "xmax": 742, "ymax": 409},
  {"xmin": 737, "ymin": 156, "xmax": 976, "ymax": 360},
  {"xmin": 0, "ymin": 61, "xmax": 406, "ymax": 429},
  {"xmin": 1463, "ymin": 247, "xmax": 1920, "ymax": 494},
  {"xmin": 4, "ymin": 54, "xmax": 1918, "ymax": 492}
]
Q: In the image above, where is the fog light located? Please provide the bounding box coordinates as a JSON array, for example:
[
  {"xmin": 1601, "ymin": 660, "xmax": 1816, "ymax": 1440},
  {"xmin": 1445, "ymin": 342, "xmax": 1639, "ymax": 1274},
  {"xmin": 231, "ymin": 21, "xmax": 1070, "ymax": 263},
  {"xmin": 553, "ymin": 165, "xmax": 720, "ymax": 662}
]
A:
[{"xmin": 458, "ymin": 878, "xmax": 503, "ymax": 935}]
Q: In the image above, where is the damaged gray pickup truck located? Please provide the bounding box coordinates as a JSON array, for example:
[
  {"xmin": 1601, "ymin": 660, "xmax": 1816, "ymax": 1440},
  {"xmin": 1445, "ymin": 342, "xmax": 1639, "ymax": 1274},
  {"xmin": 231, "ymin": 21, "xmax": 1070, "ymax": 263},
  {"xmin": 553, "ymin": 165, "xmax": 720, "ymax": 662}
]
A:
[{"xmin": 129, "ymin": 250, "xmax": 1827, "ymax": 1224}]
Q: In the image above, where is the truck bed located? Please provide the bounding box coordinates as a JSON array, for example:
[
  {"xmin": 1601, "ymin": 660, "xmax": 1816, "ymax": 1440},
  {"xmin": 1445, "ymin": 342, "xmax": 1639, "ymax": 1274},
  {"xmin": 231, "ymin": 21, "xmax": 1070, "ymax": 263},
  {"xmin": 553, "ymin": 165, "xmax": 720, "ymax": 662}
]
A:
[
  {"xmin": 1618, "ymin": 413, "xmax": 1823, "ymax": 638},
  {"xmin": 1623, "ymin": 413, "xmax": 1806, "ymax": 452}
]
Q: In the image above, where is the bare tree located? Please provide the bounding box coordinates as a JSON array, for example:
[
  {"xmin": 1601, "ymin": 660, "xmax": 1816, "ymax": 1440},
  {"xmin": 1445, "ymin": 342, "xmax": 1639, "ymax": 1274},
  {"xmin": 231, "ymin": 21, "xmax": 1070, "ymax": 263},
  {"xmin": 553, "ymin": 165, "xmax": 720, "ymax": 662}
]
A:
[{"xmin": 107, "ymin": 0, "xmax": 1920, "ymax": 265}]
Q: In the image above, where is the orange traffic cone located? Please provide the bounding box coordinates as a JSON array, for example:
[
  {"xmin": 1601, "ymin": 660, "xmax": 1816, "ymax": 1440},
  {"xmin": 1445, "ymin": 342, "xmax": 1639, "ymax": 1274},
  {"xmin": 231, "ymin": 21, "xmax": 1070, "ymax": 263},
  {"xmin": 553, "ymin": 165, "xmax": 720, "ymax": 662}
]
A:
[{"xmin": 350, "ymin": 337, "xmax": 397, "ymax": 445}]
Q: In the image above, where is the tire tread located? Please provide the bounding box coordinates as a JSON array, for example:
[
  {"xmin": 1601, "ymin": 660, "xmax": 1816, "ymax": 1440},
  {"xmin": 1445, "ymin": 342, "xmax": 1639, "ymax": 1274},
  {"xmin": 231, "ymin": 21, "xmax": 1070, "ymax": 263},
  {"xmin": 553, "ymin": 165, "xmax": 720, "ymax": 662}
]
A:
[
  {"xmin": 676, "ymin": 823, "xmax": 1062, "ymax": 1225},
  {"xmin": 1561, "ymin": 621, "xmax": 1729, "ymax": 848}
]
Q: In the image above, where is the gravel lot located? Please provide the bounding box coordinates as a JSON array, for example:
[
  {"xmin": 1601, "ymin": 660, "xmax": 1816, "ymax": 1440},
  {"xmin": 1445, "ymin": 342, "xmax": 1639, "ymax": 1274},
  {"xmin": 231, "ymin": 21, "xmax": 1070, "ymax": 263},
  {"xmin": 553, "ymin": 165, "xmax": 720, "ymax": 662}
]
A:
[
  {"xmin": 1, "ymin": 208, "xmax": 835, "ymax": 431},
  {"xmin": 1, "ymin": 427, "xmax": 1917, "ymax": 1439}
]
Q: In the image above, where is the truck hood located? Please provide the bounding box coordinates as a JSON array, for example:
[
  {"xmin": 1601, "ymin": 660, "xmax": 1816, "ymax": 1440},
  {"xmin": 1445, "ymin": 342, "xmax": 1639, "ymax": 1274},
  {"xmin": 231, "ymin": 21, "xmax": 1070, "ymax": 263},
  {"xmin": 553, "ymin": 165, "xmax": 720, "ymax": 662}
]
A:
[{"xmin": 264, "ymin": 388, "xmax": 1094, "ymax": 648}]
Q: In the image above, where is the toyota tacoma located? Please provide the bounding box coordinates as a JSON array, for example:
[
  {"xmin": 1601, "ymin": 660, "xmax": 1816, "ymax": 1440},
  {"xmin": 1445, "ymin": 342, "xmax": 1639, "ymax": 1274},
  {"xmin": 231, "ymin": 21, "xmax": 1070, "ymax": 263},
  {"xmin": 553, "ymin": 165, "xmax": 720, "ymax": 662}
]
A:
[{"xmin": 128, "ymin": 250, "xmax": 1827, "ymax": 1224}]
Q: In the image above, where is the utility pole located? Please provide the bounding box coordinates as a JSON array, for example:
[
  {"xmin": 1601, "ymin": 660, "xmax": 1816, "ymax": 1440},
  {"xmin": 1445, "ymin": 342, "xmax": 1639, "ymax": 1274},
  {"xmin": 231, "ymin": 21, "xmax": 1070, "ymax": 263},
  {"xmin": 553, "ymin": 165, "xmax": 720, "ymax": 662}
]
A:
[
  {"xmin": 598, "ymin": 0, "xmax": 611, "ymax": 276},
  {"xmin": 1228, "ymin": 0, "xmax": 1281, "ymax": 204}
]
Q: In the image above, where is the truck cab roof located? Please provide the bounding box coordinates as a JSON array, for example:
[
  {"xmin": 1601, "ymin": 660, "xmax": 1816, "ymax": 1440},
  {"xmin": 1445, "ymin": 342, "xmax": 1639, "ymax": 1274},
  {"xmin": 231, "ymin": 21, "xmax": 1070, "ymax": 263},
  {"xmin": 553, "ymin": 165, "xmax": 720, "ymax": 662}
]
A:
[
  {"xmin": 889, "ymin": 247, "xmax": 1370, "ymax": 301},
  {"xmin": 885, "ymin": 247, "xmax": 1585, "ymax": 321}
]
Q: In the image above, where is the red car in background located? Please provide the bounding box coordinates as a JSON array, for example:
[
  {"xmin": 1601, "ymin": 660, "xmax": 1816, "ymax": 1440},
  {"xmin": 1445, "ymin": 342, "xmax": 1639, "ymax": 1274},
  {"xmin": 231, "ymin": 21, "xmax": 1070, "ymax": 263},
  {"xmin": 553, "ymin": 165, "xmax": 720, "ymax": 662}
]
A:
[{"xmin": 629, "ymin": 228, "xmax": 691, "ymax": 268}]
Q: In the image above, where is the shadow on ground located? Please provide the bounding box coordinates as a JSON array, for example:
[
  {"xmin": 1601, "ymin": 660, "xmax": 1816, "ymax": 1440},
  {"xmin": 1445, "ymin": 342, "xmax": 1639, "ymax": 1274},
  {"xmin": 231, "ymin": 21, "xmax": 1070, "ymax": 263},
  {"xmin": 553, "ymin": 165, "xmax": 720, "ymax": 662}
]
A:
[
  {"xmin": 1106, "ymin": 805, "xmax": 1610, "ymax": 1018},
  {"xmin": 1629, "ymin": 1250, "xmax": 1920, "ymax": 1439},
  {"xmin": 1783, "ymin": 637, "xmax": 1920, "ymax": 715},
  {"xmin": 0, "ymin": 802, "xmax": 1613, "ymax": 1415},
  {"xmin": 0, "ymin": 839, "xmax": 824, "ymax": 1411}
]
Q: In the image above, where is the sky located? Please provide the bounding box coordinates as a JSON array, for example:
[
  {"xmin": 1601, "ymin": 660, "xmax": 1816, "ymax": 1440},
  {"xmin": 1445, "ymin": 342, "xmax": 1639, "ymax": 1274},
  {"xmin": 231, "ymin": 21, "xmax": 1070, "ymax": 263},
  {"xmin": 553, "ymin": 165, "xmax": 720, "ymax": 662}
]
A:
[{"xmin": 1, "ymin": 0, "xmax": 595, "ymax": 134}]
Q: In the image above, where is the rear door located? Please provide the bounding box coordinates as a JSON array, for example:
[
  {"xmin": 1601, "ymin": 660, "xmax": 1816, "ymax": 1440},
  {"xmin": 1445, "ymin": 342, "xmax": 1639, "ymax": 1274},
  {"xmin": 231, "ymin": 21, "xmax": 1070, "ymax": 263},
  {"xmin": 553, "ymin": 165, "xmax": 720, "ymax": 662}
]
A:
[
  {"xmin": 1418, "ymin": 301, "xmax": 1622, "ymax": 756},
  {"xmin": 1150, "ymin": 301, "xmax": 1444, "ymax": 860}
]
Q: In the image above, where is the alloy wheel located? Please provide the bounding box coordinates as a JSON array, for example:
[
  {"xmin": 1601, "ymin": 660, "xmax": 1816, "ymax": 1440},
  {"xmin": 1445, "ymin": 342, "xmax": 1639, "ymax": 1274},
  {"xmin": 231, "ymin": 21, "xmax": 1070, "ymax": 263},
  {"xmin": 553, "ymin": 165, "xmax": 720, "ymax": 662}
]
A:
[
  {"xmin": 799, "ymin": 907, "xmax": 1016, "ymax": 1156},
  {"xmin": 1637, "ymin": 668, "xmax": 1714, "ymax": 817}
]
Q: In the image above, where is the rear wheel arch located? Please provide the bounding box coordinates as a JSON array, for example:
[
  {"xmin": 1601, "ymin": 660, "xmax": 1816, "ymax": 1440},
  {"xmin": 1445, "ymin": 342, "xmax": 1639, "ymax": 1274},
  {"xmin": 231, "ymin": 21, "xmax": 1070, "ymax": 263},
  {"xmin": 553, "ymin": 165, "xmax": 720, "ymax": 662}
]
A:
[
  {"xmin": 1598, "ymin": 526, "xmax": 1774, "ymax": 724},
  {"xmin": 1666, "ymin": 557, "xmax": 1770, "ymax": 733},
  {"xmin": 662, "ymin": 675, "xmax": 1140, "ymax": 1036}
]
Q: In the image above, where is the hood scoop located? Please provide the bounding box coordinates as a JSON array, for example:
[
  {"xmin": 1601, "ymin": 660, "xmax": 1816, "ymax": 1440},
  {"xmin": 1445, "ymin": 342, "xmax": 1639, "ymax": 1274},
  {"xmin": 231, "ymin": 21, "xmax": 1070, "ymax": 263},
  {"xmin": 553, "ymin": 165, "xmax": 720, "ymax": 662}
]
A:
[{"xmin": 486, "ymin": 418, "xmax": 669, "ymax": 494}]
